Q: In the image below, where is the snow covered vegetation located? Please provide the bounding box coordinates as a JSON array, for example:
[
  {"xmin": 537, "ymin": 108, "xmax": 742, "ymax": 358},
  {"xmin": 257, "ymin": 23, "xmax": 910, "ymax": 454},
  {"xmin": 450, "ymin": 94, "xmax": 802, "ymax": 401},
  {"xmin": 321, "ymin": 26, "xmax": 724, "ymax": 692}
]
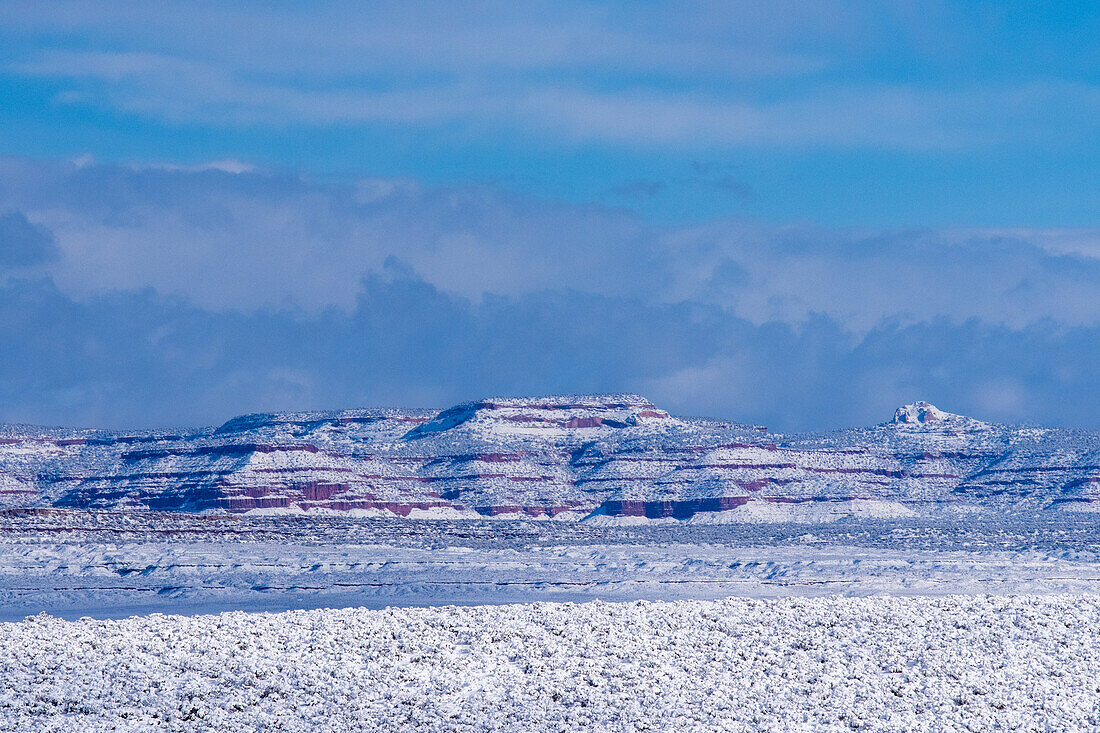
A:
[{"xmin": 2, "ymin": 594, "xmax": 1098, "ymax": 731}]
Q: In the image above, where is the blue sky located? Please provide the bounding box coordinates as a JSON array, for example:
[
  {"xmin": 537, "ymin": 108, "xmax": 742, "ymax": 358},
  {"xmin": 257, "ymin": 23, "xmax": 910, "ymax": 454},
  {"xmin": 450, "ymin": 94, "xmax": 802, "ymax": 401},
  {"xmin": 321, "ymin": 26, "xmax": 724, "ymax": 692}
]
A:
[{"xmin": 0, "ymin": 1, "xmax": 1098, "ymax": 430}]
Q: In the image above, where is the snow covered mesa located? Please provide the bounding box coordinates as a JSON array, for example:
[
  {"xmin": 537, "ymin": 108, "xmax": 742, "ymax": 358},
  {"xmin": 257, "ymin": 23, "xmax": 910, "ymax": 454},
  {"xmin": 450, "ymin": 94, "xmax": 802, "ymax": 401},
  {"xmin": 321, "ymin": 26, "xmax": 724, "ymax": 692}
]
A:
[{"xmin": 1, "ymin": 394, "xmax": 1098, "ymax": 521}]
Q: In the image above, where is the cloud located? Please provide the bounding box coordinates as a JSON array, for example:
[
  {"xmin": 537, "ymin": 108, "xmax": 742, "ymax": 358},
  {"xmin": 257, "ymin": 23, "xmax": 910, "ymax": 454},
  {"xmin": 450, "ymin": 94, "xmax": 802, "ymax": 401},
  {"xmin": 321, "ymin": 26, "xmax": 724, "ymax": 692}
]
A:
[
  {"xmin": 1, "ymin": 156, "xmax": 1100, "ymax": 431},
  {"xmin": 0, "ymin": 211, "xmax": 57, "ymax": 268},
  {"xmin": 1, "ymin": 1, "xmax": 830, "ymax": 79},
  {"xmin": 658, "ymin": 222, "xmax": 1100, "ymax": 331},
  {"xmin": 2, "ymin": 156, "xmax": 1099, "ymax": 334},
  {"xmin": 709, "ymin": 176, "xmax": 754, "ymax": 200},
  {"xmin": 148, "ymin": 159, "xmax": 256, "ymax": 174},
  {"xmin": 609, "ymin": 181, "xmax": 665, "ymax": 198},
  {"xmin": 642, "ymin": 317, "xmax": 1100, "ymax": 430},
  {"xmin": 5, "ymin": 275, "xmax": 1100, "ymax": 432},
  {"xmin": 0, "ymin": 156, "xmax": 654, "ymax": 311},
  {"xmin": 517, "ymin": 82, "xmax": 1100, "ymax": 148},
  {"xmin": 4, "ymin": 3, "xmax": 1097, "ymax": 150}
]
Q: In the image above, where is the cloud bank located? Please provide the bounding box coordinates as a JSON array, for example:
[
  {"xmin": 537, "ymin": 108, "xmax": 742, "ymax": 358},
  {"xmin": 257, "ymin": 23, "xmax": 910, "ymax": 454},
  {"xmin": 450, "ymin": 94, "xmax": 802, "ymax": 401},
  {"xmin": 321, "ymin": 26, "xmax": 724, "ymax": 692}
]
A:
[{"xmin": 1, "ymin": 156, "xmax": 1099, "ymax": 431}]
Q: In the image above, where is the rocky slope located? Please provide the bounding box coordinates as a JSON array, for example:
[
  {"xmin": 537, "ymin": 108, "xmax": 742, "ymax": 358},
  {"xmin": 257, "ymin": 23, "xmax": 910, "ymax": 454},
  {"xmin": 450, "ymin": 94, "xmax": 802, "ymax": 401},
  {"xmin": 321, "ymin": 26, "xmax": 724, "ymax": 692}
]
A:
[{"xmin": 1, "ymin": 395, "xmax": 1098, "ymax": 520}]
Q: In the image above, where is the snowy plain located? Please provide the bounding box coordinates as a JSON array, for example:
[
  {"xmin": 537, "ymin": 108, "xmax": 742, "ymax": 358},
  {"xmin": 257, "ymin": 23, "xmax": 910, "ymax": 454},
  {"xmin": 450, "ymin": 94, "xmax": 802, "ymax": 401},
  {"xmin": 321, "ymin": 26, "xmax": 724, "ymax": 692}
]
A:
[
  {"xmin": 4, "ymin": 513, "xmax": 1100, "ymax": 620},
  {"xmin": 4, "ymin": 513, "xmax": 1100, "ymax": 730},
  {"xmin": 3, "ymin": 594, "xmax": 1099, "ymax": 731}
]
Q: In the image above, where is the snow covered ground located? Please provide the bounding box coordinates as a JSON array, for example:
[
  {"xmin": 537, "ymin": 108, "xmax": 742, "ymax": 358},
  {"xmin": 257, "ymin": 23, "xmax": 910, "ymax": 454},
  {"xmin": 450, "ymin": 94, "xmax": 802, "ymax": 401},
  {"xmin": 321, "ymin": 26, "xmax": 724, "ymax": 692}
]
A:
[
  {"xmin": 5, "ymin": 513, "xmax": 1100, "ymax": 729},
  {"xmin": 5, "ymin": 513, "xmax": 1100, "ymax": 620},
  {"xmin": 2, "ymin": 594, "xmax": 1099, "ymax": 731}
]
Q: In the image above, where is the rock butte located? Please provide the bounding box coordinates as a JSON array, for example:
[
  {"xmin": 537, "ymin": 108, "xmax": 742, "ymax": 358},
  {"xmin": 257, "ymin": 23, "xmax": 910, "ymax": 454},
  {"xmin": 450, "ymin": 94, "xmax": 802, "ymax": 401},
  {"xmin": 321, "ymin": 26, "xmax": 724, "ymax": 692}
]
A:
[{"xmin": 1, "ymin": 395, "xmax": 1098, "ymax": 520}]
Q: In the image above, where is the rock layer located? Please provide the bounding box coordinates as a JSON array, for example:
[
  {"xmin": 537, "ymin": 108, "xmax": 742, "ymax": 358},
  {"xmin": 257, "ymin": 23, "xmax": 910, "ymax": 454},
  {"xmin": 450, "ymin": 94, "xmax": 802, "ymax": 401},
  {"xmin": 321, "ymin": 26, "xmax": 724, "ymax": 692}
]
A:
[{"xmin": 1, "ymin": 396, "xmax": 1098, "ymax": 520}]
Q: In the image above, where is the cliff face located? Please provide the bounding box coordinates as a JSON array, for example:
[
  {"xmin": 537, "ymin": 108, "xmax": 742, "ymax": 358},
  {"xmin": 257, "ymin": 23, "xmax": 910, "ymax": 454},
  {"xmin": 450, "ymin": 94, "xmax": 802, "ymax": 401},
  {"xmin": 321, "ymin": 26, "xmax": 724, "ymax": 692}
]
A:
[{"xmin": 1, "ymin": 396, "xmax": 1098, "ymax": 520}]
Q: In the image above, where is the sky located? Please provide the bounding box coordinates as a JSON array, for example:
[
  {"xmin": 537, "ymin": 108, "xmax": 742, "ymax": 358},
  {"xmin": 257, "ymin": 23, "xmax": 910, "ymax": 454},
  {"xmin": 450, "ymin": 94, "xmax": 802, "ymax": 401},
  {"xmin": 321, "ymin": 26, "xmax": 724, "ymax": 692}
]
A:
[{"xmin": 0, "ymin": 1, "xmax": 1098, "ymax": 431}]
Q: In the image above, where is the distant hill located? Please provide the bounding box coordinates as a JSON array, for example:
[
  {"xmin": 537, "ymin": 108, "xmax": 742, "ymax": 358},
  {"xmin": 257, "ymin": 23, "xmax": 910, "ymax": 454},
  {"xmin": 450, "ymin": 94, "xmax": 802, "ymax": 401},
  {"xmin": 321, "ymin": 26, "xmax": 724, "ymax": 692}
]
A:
[{"xmin": 2, "ymin": 395, "xmax": 1098, "ymax": 521}]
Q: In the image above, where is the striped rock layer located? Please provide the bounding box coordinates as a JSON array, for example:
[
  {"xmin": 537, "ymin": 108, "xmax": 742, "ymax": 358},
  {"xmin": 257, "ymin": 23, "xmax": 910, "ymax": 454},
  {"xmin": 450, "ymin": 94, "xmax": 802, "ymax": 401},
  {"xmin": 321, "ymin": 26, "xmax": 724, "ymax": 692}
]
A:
[{"xmin": 1, "ymin": 395, "xmax": 1098, "ymax": 520}]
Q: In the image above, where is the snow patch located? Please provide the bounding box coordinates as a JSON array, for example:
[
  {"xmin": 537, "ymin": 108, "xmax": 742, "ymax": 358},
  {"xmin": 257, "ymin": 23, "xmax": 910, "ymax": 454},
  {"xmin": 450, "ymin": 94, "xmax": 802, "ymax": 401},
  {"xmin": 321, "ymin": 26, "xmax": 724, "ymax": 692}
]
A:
[
  {"xmin": 893, "ymin": 401, "xmax": 952, "ymax": 424},
  {"xmin": 404, "ymin": 506, "xmax": 484, "ymax": 520},
  {"xmin": 686, "ymin": 498, "xmax": 917, "ymax": 524},
  {"xmin": 1059, "ymin": 501, "xmax": 1100, "ymax": 513}
]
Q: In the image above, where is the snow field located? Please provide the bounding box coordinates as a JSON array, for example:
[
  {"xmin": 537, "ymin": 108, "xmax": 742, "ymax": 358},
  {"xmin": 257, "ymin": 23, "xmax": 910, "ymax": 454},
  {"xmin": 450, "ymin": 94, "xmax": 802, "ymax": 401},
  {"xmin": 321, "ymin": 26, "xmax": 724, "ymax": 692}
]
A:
[{"xmin": 1, "ymin": 594, "xmax": 1099, "ymax": 732}]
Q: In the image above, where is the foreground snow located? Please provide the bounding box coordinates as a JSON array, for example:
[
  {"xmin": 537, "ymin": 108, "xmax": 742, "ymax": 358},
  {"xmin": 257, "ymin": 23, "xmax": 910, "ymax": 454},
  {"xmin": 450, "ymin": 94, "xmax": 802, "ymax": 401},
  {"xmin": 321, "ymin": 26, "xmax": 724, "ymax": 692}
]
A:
[{"xmin": 2, "ymin": 594, "xmax": 1099, "ymax": 731}]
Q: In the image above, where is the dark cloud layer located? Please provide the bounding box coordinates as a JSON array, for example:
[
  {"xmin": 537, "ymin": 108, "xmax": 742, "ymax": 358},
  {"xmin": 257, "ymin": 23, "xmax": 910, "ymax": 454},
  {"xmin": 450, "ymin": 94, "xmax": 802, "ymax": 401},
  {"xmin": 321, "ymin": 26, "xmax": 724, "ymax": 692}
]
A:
[
  {"xmin": 0, "ymin": 211, "xmax": 57, "ymax": 267},
  {"xmin": 3, "ymin": 274, "xmax": 1099, "ymax": 432}
]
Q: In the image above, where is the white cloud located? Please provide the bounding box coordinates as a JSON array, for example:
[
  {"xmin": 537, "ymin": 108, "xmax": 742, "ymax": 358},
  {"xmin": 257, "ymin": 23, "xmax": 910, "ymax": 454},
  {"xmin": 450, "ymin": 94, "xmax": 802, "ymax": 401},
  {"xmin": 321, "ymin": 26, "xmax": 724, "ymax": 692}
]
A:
[
  {"xmin": 148, "ymin": 159, "xmax": 256, "ymax": 174},
  {"xmin": 6, "ymin": 3, "xmax": 1096, "ymax": 150},
  {"xmin": 3, "ymin": 157, "xmax": 1100, "ymax": 331}
]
